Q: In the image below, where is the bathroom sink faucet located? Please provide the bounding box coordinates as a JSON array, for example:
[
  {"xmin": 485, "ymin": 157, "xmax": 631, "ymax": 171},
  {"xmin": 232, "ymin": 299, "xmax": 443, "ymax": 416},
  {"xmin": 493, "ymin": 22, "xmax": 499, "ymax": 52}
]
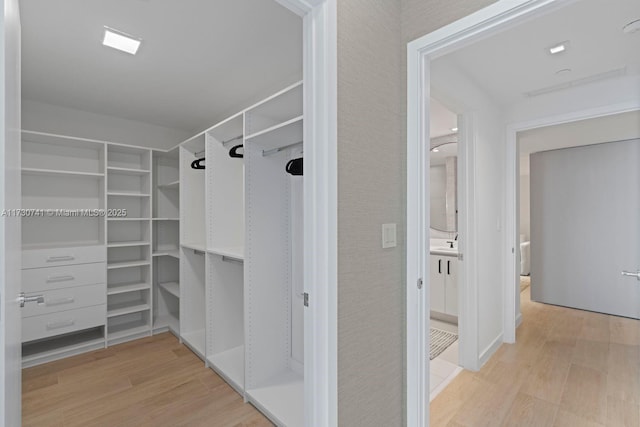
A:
[{"xmin": 446, "ymin": 240, "xmax": 454, "ymax": 248}]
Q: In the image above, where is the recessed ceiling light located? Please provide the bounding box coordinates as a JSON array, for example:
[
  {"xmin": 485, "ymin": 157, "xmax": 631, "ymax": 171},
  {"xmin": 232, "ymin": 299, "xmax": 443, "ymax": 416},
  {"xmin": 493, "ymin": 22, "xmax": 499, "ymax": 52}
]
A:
[
  {"xmin": 548, "ymin": 42, "xmax": 568, "ymax": 55},
  {"xmin": 623, "ymin": 19, "xmax": 640, "ymax": 34},
  {"xmin": 451, "ymin": 127, "xmax": 458, "ymax": 132},
  {"xmin": 103, "ymin": 27, "xmax": 141, "ymax": 55},
  {"xmin": 433, "ymin": 148, "xmax": 440, "ymax": 152}
]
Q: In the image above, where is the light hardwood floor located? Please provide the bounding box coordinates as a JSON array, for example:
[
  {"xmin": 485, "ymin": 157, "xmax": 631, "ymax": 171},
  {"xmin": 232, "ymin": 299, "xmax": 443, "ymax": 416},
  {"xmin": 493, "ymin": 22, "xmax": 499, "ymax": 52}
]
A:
[
  {"xmin": 22, "ymin": 333, "xmax": 273, "ymax": 427},
  {"xmin": 430, "ymin": 286, "xmax": 640, "ymax": 427}
]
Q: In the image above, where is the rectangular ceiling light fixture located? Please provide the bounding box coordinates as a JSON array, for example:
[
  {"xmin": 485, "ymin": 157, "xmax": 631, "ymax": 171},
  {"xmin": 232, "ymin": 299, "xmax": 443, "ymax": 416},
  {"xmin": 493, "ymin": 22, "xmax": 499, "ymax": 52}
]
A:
[
  {"xmin": 548, "ymin": 41, "xmax": 568, "ymax": 55},
  {"xmin": 103, "ymin": 27, "xmax": 141, "ymax": 55}
]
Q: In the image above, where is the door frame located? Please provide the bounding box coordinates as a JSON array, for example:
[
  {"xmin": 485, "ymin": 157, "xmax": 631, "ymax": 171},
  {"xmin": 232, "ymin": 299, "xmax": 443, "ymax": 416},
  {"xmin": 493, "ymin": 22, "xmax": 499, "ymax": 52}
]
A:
[
  {"xmin": 406, "ymin": 1, "xmax": 572, "ymax": 424},
  {"xmin": 275, "ymin": 1, "xmax": 338, "ymax": 426}
]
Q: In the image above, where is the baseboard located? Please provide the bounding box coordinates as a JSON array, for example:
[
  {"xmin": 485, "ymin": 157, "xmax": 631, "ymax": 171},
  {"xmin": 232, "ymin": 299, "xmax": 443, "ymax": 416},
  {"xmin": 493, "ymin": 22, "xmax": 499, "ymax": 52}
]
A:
[
  {"xmin": 479, "ymin": 333, "xmax": 503, "ymax": 367},
  {"xmin": 516, "ymin": 312, "xmax": 523, "ymax": 328}
]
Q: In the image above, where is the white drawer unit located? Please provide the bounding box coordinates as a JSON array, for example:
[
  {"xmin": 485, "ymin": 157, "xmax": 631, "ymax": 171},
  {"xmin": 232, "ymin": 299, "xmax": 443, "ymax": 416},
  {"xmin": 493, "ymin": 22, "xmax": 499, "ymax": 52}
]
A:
[
  {"xmin": 22, "ymin": 245, "xmax": 106, "ymax": 270},
  {"xmin": 22, "ymin": 304, "xmax": 106, "ymax": 343},
  {"xmin": 22, "ymin": 284, "xmax": 106, "ymax": 318},
  {"xmin": 22, "ymin": 262, "xmax": 106, "ymax": 293}
]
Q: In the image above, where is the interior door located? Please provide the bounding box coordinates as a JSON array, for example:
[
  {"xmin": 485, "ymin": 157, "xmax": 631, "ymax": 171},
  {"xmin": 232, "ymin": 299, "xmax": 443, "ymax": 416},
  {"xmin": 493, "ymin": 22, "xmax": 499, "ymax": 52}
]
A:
[
  {"xmin": 530, "ymin": 139, "xmax": 640, "ymax": 319},
  {"xmin": 0, "ymin": 0, "xmax": 22, "ymax": 425}
]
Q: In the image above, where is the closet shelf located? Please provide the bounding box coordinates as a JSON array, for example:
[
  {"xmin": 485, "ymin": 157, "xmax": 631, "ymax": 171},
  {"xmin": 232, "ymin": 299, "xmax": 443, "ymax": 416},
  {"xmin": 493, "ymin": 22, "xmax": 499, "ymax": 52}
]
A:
[
  {"xmin": 107, "ymin": 282, "xmax": 151, "ymax": 295},
  {"xmin": 107, "ymin": 217, "xmax": 151, "ymax": 221},
  {"xmin": 107, "ymin": 166, "xmax": 150, "ymax": 176},
  {"xmin": 244, "ymin": 115, "xmax": 303, "ymax": 152},
  {"xmin": 107, "ymin": 241, "xmax": 150, "ymax": 248},
  {"xmin": 106, "ymin": 192, "xmax": 150, "ymax": 198},
  {"xmin": 22, "ymin": 328, "xmax": 105, "ymax": 367},
  {"xmin": 22, "ymin": 241, "xmax": 104, "ymax": 251},
  {"xmin": 208, "ymin": 345, "xmax": 244, "ymax": 393},
  {"xmin": 246, "ymin": 371, "xmax": 304, "ymax": 427},
  {"xmin": 153, "ymin": 313, "xmax": 179, "ymax": 333},
  {"xmin": 207, "ymin": 246, "xmax": 244, "ymax": 261},
  {"xmin": 152, "ymin": 250, "xmax": 180, "ymax": 259},
  {"xmin": 107, "ymin": 320, "xmax": 150, "ymax": 341},
  {"xmin": 22, "ymin": 168, "xmax": 104, "ymax": 178},
  {"xmin": 181, "ymin": 242, "xmax": 206, "ymax": 252},
  {"xmin": 107, "ymin": 260, "xmax": 151, "ymax": 270},
  {"xmin": 152, "ymin": 218, "xmax": 180, "ymax": 221},
  {"xmin": 158, "ymin": 281, "xmax": 180, "ymax": 298},
  {"xmin": 158, "ymin": 180, "xmax": 179, "ymax": 189},
  {"xmin": 107, "ymin": 300, "xmax": 150, "ymax": 318}
]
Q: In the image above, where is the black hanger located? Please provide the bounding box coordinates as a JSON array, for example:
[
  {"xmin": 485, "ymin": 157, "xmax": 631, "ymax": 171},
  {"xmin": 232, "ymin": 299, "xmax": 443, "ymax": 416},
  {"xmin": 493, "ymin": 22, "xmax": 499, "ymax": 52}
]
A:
[
  {"xmin": 229, "ymin": 144, "xmax": 244, "ymax": 158},
  {"xmin": 286, "ymin": 158, "xmax": 303, "ymax": 176},
  {"xmin": 191, "ymin": 158, "xmax": 205, "ymax": 169}
]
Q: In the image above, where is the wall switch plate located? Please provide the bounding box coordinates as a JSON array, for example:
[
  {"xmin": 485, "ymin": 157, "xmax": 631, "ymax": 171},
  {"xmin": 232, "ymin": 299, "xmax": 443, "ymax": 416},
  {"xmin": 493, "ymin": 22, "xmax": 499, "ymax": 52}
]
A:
[{"xmin": 382, "ymin": 223, "xmax": 397, "ymax": 248}]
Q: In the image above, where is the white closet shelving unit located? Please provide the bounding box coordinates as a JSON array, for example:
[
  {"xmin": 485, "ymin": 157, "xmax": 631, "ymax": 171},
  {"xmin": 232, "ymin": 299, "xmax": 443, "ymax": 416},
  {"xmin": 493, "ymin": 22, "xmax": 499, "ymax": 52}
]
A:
[
  {"xmin": 106, "ymin": 145, "xmax": 153, "ymax": 345},
  {"xmin": 153, "ymin": 147, "xmax": 180, "ymax": 334},
  {"xmin": 244, "ymin": 82, "xmax": 304, "ymax": 427},
  {"xmin": 205, "ymin": 113, "xmax": 246, "ymax": 393},
  {"xmin": 20, "ymin": 131, "xmax": 107, "ymax": 366},
  {"xmin": 179, "ymin": 135, "xmax": 207, "ymax": 359}
]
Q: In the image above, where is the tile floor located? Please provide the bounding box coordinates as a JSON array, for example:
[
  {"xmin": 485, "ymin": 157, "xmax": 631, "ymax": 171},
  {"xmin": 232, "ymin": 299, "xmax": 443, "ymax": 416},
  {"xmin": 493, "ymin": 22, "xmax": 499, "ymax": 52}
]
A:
[{"xmin": 430, "ymin": 319, "xmax": 461, "ymax": 400}]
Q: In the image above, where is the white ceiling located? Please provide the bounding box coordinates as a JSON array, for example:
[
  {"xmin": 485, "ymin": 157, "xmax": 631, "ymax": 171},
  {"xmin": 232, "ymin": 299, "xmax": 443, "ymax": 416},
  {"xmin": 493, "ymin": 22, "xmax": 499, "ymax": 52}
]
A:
[
  {"xmin": 446, "ymin": 0, "xmax": 640, "ymax": 107},
  {"xmin": 430, "ymin": 97, "xmax": 457, "ymax": 138},
  {"xmin": 20, "ymin": 0, "xmax": 302, "ymax": 134}
]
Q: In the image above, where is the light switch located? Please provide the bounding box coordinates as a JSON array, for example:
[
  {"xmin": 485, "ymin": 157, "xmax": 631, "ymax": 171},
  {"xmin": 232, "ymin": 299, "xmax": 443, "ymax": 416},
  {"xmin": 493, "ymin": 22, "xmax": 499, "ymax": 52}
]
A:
[{"xmin": 382, "ymin": 223, "xmax": 397, "ymax": 248}]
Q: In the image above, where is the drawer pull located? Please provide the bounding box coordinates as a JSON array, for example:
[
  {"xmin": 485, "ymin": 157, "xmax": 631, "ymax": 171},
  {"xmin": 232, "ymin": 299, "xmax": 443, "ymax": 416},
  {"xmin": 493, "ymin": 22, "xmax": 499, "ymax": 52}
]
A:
[
  {"xmin": 46, "ymin": 275, "xmax": 75, "ymax": 283},
  {"xmin": 46, "ymin": 319, "xmax": 75, "ymax": 330},
  {"xmin": 46, "ymin": 297, "xmax": 75, "ymax": 306},
  {"xmin": 46, "ymin": 255, "xmax": 75, "ymax": 263}
]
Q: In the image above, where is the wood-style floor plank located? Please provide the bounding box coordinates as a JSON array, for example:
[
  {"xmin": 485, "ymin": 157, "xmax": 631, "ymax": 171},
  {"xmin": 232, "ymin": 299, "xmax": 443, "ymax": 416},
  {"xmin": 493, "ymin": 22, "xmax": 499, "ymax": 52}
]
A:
[
  {"xmin": 431, "ymin": 286, "xmax": 640, "ymax": 427},
  {"xmin": 22, "ymin": 333, "xmax": 272, "ymax": 427}
]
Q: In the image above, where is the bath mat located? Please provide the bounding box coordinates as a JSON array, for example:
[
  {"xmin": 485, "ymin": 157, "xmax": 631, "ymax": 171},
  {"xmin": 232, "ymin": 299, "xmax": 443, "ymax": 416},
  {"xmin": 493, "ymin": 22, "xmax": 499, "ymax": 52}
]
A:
[
  {"xmin": 520, "ymin": 276, "xmax": 530, "ymax": 292},
  {"xmin": 430, "ymin": 328, "xmax": 458, "ymax": 360}
]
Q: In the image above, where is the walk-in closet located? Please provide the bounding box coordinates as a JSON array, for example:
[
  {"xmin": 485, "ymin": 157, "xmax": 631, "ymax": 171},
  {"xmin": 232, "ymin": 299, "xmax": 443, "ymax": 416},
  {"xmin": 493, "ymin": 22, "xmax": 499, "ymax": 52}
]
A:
[{"xmin": 19, "ymin": 1, "xmax": 306, "ymax": 425}]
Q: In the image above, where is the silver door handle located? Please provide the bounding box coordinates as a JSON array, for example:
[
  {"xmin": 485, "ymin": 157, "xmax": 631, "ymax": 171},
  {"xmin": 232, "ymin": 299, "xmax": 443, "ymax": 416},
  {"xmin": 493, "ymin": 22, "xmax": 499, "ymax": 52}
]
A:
[
  {"xmin": 18, "ymin": 292, "xmax": 45, "ymax": 307},
  {"xmin": 621, "ymin": 270, "xmax": 640, "ymax": 280}
]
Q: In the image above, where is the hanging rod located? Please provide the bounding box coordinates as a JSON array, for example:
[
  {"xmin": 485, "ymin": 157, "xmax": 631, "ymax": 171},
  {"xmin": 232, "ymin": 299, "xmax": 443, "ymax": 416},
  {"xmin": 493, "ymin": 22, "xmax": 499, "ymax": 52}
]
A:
[
  {"xmin": 222, "ymin": 255, "xmax": 244, "ymax": 263},
  {"xmin": 194, "ymin": 150, "xmax": 205, "ymax": 158},
  {"xmin": 193, "ymin": 249, "xmax": 205, "ymax": 256},
  {"xmin": 262, "ymin": 140, "xmax": 303, "ymax": 157},
  {"xmin": 221, "ymin": 134, "xmax": 243, "ymax": 147}
]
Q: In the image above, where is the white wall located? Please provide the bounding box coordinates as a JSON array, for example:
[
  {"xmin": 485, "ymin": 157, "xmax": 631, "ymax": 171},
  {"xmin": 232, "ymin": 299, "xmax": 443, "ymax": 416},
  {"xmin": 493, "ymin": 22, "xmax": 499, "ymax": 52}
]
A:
[
  {"xmin": 432, "ymin": 58, "xmax": 506, "ymax": 363},
  {"xmin": 22, "ymin": 99, "xmax": 191, "ymax": 150}
]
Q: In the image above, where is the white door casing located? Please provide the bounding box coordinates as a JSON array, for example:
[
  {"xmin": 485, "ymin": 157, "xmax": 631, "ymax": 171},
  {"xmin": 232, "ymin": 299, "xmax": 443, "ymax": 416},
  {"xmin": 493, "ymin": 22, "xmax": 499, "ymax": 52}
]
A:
[
  {"xmin": 0, "ymin": 0, "xmax": 22, "ymax": 425},
  {"xmin": 406, "ymin": 1, "xmax": 570, "ymax": 425}
]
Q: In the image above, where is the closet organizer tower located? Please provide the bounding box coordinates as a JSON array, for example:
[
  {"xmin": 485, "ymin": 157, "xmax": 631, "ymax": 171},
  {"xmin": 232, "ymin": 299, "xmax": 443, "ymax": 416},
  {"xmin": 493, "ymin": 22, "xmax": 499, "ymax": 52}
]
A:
[{"xmin": 19, "ymin": 82, "xmax": 304, "ymax": 427}]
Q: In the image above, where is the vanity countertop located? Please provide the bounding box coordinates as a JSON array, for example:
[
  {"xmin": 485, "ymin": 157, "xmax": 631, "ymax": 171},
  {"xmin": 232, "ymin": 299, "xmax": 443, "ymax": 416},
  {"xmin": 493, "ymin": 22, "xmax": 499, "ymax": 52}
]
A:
[{"xmin": 430, "ymin": 247, "xmax": 458, "ymax": 256}]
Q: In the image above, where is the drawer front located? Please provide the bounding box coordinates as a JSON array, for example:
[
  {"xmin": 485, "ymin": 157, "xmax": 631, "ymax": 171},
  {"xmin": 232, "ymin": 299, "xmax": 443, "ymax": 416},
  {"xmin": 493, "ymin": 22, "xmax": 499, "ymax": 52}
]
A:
[
  {"xmin": 22, "ymin": 284, "xmax": 106, "ymax": 318},
  {"xmin": 22, "ymin": 305, "xmax": 106, "ymax": 343},
  {"xmin": 22, "ymin": 262, "xmax": 105, "ymax": 293},
  {"xmin": 22, "ymin": 245, "xmax": 106, "ymax": 270}
]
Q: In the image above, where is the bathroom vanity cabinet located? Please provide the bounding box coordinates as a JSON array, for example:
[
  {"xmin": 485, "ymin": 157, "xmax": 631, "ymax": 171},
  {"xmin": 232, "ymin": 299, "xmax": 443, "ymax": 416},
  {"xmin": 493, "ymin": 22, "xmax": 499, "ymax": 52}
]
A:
[{"xmin": 430, "ymin": 253, "xmax": 458, "ymax": 317}]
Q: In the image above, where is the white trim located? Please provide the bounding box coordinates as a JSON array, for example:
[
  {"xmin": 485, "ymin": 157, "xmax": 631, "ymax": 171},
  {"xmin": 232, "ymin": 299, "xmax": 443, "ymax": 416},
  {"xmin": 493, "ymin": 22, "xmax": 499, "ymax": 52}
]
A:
[
  {"xmin": 479, "ymin": 333, "xmax": 503, "ymax": 366},
  {"xmin": 406, "ymin": 1, "xmax": 570, "ymax": 425},
  {"xmin": 516, "ymin": 312, "xmax": 523, "ymax": 328}
]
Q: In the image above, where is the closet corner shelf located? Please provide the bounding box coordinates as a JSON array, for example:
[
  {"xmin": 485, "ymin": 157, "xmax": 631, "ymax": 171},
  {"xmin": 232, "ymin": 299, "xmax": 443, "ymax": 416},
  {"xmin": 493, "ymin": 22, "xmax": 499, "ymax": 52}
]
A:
[
  {"xmin": 152, "ymin": 250, "xmax": 180, "ymax": 259},
  {"xmin": 107, "ymin": 166, "xmax": 151, "ymax": 176},
  {"xmin": 107, "ymin": 282, "xmax": 151, "ymax": 295},
  {"xmin": 107, "ymin": 241, "xmax": 151, "ymax": 248},
  {"xmin": 158, "ymin": 281, "xmax": 180, "ymax": 298},
  {"xmin": 207, "ymin": 246, "xmax": 244, "ymax": 261},
  {"xmin": 107, "ymin": 192, "xmax": 151, "ymax": 198},
  {"xmin": 153, "ymin": 313, "xmax": 179, "ymax": 333},
  {"xmin": 107, "ymin": 321, "xmax": 151, "ymax": 342},
  {"xmin": 157, "ymin": 180, "xmax": 179, "ymax": 190},
  {"xmin": 22, "ymin": 168, "xmax": 104, "ymax": 178},
  {"xmin": 244, "ymin": 115, "xmax": 303, "ymax": 152},
  {"xmin": 107, "ymin": 300, "xmax": 150, "ymax": 318},
  {"xmin": 246, "ymin": 371, "xmax": 304, "ymax": 427},
  {"xmin": 107, "ymin": 260, "xmax": 151, "ymax": 270}
]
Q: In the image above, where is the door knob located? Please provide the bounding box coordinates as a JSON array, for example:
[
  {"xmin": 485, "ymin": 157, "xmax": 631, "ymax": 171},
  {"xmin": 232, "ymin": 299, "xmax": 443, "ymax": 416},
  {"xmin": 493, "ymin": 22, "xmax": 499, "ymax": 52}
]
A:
[
  {"xmin": 621, "ymin": 270, "xmax": 640, "ymax": 280},
  {"xmin": 18, "ymin": 292, "xmax": 44, "ymax": 308}
]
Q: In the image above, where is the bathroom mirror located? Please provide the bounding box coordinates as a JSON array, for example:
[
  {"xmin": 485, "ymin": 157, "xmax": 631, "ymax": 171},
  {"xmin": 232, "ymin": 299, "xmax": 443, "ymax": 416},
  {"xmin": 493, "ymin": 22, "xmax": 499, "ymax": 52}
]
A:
[{"xmin": 430, "ymin": 140, "xmax": 457, "ymax": 232}]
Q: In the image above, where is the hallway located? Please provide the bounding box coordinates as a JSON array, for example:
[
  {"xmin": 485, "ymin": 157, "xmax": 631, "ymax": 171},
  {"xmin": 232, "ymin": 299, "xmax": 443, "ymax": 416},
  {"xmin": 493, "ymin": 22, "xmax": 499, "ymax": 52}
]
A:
[{"xmin": 430, "ymin": 287, "xmax": 640, "ymax": 426}]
